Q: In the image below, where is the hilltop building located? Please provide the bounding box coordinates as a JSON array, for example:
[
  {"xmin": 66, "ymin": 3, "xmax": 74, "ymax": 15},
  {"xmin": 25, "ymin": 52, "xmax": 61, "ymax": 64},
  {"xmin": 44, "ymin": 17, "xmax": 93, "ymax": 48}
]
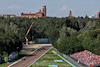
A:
[
  {"xmin": 21, "ymin": 6, "xmax": 47, "ymax": 18},
  {"xmin": 67, "ymin": 10, "xmax": 76, "ymax": 18},
  {"xmin": 97, "ymin": 12, "xmax": 100, "ymax": 18},
  {"xmin": 0, "ymin": 14, "xmax": 17, "ymax": 18}
]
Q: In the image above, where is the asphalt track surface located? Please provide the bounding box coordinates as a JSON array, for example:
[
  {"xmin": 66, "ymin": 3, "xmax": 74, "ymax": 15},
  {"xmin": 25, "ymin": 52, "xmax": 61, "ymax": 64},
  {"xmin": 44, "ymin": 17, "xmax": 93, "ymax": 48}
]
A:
[{"xmin": 10, "ymin": 46, "xmax": 53, "ymax": 67}]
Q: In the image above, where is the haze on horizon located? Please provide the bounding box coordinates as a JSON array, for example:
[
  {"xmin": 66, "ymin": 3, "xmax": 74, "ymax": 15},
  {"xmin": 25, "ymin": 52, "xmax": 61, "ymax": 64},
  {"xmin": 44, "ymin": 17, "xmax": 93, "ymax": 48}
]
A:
[{"xmin": 0, "ymin": 0, "xmax": 100, "ymax": 18}]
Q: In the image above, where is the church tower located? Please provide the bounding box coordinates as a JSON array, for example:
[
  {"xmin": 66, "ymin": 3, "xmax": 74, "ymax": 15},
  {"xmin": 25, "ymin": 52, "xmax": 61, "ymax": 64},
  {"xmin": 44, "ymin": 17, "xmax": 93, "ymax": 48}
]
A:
[
  {"xmin": 43, "ymin": 6, "xmax": 46, "ymax": 16},
  {"xmin": 69, "ymin": 10, "xmax": 72, "ymax": 16}
]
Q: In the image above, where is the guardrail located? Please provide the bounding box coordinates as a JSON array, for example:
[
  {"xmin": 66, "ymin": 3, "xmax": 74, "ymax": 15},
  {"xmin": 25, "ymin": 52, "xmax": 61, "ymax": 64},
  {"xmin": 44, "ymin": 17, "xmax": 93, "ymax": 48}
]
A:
[
  {"xmin": 70, "ymin": 55, "xmax": 89, "ymax": 67},
  {"xmin": 53, "ymin": 48, "xmax": 87, "ymax": 67},
  {"xmin": 52, "ymin": 50, "xmax": 76, "ymax": 67},
  {"xmin": 35, "ymin": 46, "xmax": 42, "ymax": 51}
]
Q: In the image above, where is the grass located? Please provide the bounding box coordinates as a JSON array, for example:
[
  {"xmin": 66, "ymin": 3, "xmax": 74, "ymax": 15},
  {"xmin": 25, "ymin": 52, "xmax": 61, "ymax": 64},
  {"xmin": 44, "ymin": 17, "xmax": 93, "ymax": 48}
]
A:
[
  {"xmin": 0, "ymin": 48, "xmax": 34, "ymax": 67},
  {"xmin": 30, "ymin": 48, "xmax": 72, "ymax": 67},
  {"xmin": 45, "ymin": 47, "xmax": 54, "ymax": 54},
  {"xmin": 0, "ymin": 60, "xmax": 16, "ymax": 67}
]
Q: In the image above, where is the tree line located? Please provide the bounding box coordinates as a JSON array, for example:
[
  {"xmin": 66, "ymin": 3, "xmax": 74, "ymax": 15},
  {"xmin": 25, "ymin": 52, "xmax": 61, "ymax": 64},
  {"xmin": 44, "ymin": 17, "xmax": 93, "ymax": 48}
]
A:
[{"xmin": 0, "ymin": 16, "xmax": 100, "ymax": 56}]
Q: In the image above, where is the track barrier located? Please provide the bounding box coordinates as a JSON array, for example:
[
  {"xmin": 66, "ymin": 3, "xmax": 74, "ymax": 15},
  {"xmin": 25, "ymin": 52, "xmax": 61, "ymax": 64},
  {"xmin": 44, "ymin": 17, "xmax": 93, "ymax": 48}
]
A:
[{"xmin": 52, "ymin": 50, "xmax": 76, "ymax": 67}]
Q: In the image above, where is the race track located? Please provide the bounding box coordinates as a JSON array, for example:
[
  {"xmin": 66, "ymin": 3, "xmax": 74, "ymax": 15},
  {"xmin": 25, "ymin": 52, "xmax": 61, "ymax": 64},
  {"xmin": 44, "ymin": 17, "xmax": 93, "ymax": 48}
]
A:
[{"xmin": 10, "ymin": 46, "xmax": 53, "ymax": 67}]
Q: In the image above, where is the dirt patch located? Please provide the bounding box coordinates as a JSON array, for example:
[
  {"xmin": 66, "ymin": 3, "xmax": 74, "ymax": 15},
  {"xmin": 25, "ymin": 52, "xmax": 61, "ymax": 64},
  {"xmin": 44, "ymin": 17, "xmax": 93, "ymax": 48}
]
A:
[
  {"xmin": 23, "ymin": 44, "xmax": 52, "ymax": 49},
  {"xmin": 21, "ymin": 44, "xmax": 52, "ymax": 51}
]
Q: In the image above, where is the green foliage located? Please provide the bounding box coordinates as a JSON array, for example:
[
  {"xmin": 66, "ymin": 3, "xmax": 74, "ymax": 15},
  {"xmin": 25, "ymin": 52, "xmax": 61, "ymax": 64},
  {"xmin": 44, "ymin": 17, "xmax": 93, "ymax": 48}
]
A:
[
  {"xmin": 44, "ymin": 26, "xmax": 55, "ymax": 36},
  {"xmin": 0, "ymin": 16, "xmax": 100, "ymax": 56},
  {"xmin": 58, "ymin": 36, "xmax": 84, "ymax": 54},
  {"xmin": 49, "ymin": 29, "xmax": 59, "ymax": 43},
  {"xmin": 57, "ymin": 24, "xmax": 67, "ymax": 46}
]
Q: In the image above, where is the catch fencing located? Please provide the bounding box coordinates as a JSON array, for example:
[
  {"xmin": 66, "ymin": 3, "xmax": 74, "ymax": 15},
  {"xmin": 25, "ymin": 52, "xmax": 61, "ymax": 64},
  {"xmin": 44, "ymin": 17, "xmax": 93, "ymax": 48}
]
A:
[{"xmin": 54, "ymin": 48, "xmax": 89, "ymax": 67}]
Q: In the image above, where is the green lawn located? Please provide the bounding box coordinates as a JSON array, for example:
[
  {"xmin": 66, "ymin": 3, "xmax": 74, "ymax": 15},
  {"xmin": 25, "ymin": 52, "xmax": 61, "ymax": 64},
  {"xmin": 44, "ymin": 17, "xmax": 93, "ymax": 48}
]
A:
[
  {"xmin": 0, "ymin": 49, "xmax": 34, "ymax": 67},
  {"xmin": 30, "ymin": 48, "xmax": 71, "ymax": 67},
  {"xmin": 0, "ymin": 60, "xmax": 16, "ymax": 67}
]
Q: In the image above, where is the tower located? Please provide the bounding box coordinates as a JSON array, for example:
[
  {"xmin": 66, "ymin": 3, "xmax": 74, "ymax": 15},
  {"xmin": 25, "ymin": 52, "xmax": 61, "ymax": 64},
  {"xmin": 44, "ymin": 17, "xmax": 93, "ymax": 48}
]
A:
[
  {"xmin": 39, "ymin": 9, "xmax": 41, "ymax": 12},
  {"xmin": 69, "ymin": 10, "xmax": 72, "ymax": 16},
  {"xmin": 97, "ymin": 12, "xmax": 100, "ymax": 18},
  {"xmin": 42, "ymin": 6, "xmax": 46, "ymax": 16}
]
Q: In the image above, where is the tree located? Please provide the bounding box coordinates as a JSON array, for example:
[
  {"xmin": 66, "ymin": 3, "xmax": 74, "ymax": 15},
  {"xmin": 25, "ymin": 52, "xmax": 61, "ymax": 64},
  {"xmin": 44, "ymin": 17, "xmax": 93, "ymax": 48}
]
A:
[
  {"xmin": 57, "ymin": 24, "xmax": 67, "ymax": 48},
  {"xmin": 49, "ymin": 29, "xmax": 59, "ymax": 44}
]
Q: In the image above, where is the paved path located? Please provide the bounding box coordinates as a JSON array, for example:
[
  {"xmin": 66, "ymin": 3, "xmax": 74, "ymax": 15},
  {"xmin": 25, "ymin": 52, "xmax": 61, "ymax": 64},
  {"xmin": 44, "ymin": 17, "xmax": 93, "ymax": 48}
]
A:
[{"xmin": 10, "ymin": 46, "xmax": 53, "ymax": 67}]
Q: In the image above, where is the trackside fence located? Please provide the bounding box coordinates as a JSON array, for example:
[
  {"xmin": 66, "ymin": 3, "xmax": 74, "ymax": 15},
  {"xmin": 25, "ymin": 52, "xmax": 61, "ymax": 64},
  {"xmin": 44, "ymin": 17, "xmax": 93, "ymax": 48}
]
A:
[{"xmin": 54, "ymin": 48, "xmax": 89, "ymax": 67}]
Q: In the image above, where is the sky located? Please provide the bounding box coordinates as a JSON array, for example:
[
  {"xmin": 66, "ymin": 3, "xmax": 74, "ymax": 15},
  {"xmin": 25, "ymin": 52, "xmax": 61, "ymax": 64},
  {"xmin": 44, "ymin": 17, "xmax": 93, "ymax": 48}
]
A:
[{"xmin": 0, "ymin": 0, "xmax": 100, "ymax": 18}]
